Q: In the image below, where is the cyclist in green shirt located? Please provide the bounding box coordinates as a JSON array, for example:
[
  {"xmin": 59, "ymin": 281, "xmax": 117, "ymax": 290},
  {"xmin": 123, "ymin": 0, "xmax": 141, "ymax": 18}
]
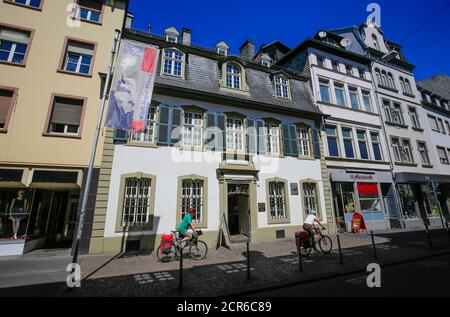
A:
[{"xmin": 177, "ymin": 208, "xmax": 197, "ymax": 246}]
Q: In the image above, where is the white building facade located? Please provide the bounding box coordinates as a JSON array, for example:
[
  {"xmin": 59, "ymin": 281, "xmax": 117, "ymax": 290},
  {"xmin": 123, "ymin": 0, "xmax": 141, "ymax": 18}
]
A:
[
  {"xmin": 88, "ymin": 28, "xmax": 334, "ymax": 254},
  {"xmin": 276, "ymin": 32, "xmax": 397, "ymax": 232}
]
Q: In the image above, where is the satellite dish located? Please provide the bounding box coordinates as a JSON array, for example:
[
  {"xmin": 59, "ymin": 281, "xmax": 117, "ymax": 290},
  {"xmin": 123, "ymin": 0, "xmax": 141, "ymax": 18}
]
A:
[
  {"xmin": 340, "ymin": 38, "xmax": 352, "ymax": 47},
  {"xmin": 318, "ymin": 31, "xmax": 327, "ymax": 38}
]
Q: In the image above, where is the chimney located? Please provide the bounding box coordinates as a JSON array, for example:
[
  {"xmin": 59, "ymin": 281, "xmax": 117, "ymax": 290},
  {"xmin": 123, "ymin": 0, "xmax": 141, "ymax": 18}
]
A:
[
  {"xmin": 239, "ymin": 40, "xmax": 255, "ymax": 60},
  {"xmin": 147, "ymin": 24, "xmax": 152, "ymax": 33},
  {"xmin": 181, "ymin": 28, "xmax": 191, "ymax": 46},
  {"xmin": 125, "ymin": 12, "xmax": 133, "ymax": 29}
]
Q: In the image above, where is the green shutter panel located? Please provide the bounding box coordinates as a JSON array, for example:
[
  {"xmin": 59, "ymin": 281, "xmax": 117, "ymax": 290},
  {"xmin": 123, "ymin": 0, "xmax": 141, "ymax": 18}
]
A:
[
  {"xmin": 312, "ymin": 127, "xmax": 321, "ymax": 159},
  {"xmin": 256, "ymin": 120, "xmax": 266, "ymax": 155},
  {"xmin": 216, "ymin": 113, "xmax": 226, "ymax": 151},
  {"xmin": 205, "ymin": 113, "xmax": 216, "ymax": 150},
  {"xmin": 113, "ymin": 129, "xmax": 128, "ymax": 142},
  {"xmin": 157, "ymin": 105, "xmax": 171, "ymax": 145},
  {"xmin": 290, "ymin": 125, "xmax": 299, "ymax": 157},
  {"xmin": 170, "ymin": 107, "xmax": 183, "ymax": 145},
  {"xmin": 246, "ymin": 118, "xmax": 257, "ymax": 154},
  {"xmin": 282, "ymin": 124, "xmax": 292, "ymax": 156}
]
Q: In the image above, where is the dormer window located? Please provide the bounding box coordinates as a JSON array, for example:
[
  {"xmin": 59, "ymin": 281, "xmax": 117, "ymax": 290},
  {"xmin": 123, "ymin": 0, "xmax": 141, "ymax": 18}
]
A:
[
  {"xmin": 215, "ymin": 41, "xmax": 229, "ymax": 57},
  {"xmin": 226, "ymin": 64, "xmax": 241, "ymax": 89},
  {"xmin": 274, "ymin": 76, "xmax": 290, "ymax": 99},
  {"xmin": 323, "ymin": 37, "xmax": 337, "ymax": 47},
  {"xmin": 162, "ymin": 49, "xmax": 184, "ymax": 77},
  {"xmin": 259, "ymin": 53, "xmax": 272, "ymax": 68},
  {"xmin": 261, "ymin": 60, "xmax": 270, "ymax": 67},
  {"xmin": 163, "ymin": 27, "xmax": 180, "ymax": 44}
]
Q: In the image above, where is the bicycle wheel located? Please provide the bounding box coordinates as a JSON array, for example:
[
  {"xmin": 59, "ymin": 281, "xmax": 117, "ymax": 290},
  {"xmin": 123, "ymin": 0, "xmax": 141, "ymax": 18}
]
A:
[
  {"xmin": 318, "ymin": 235, "xmax": 333, "ymax": 254},
  {"xmin": 189, "ymin": 240, "xmax": 208, "ymax": 260},
  {"xmin": 156, "ymin": 243, "xmax": 177, "ymax": 262},
  {"xmin": 298, "ymin": 241, "xmax": 312, "ymax": 257}
]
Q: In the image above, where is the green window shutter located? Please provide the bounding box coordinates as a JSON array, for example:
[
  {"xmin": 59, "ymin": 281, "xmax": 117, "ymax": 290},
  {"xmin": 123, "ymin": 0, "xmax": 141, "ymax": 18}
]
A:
[
  {"xmin": 246, "ymin": 118, "xmax": 257, "ymax": 154},
  {"xmin": 113, "ymin": 129, "xmax": 128, "ymax": 142},
  {"xmin": 282, "ymin": 124, "xmax": 292, "ymax": 156},
  {"xmin": 290, "ymin": 125, "xmax": 299, "ymax": 157},
  {"xmin": 205, "ymin": 113, "xmax": 217, "ymax": 150},
  {"xmin": 170, "ymin": 107, "xmax": 183, "ymax": 145},
  {"xmin": 312, "ymin": 127, "xmax": 321, "ymax": 159},
  {"xmin": 216, "ymin": 113, "xmax": 226, "ymax": 151},
  {"xmin": 256, "ymin": 119, "xmax": 266, "ymax": 155},
  {"xmin": 157, "ymin": 105, "xmax": 171, "ymax": 145}
]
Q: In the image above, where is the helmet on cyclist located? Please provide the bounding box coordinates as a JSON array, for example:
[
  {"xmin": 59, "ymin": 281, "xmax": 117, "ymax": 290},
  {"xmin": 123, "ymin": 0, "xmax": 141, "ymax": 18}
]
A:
[{"xmin": 309, "ymin": 209, "xmax": 317, "ymax": 216}]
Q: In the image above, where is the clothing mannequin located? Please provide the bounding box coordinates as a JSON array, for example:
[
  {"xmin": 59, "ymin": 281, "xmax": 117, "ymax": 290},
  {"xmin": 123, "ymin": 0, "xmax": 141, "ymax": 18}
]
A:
[{"xmin": 9, "ymin": 190, "xmax": 27, "ymax": 240}]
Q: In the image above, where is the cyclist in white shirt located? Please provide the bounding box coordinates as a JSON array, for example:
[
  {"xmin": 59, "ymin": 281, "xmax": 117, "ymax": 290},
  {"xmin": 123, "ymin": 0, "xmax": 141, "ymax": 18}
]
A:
[{"xmin": 303, "ymin": 210, "xmax": 325, "ymax": 246}]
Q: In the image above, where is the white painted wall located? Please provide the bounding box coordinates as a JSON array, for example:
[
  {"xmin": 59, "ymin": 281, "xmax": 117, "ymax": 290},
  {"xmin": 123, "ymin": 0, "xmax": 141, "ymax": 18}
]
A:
[{"xmin": 103, "ymin": 95, "xmax": 325, "ymax": 238}]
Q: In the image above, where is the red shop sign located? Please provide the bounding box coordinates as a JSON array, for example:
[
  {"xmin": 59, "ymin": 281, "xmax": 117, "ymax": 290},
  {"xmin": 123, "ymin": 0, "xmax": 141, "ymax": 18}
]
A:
[{"xmin": 357, "ymin": 183, "xmax": 379, "ymax": 198}]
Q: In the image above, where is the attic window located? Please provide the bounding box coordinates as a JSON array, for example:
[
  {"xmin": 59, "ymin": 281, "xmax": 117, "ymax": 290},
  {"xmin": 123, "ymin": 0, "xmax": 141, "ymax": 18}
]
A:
[
  {"xmin": 166, "ymin": 35, "xmax": 178, "ymax": 43},
  {"xmin": 217, "ymin": 48, "xmax": 227, "ymax": 56},
  {"xmin": 322, "ymin": 37, "xmax": 337, "ymax": 47},
  {"xmin": 261, "ymin": 60, "xmax": 270, "ymax": 67}
]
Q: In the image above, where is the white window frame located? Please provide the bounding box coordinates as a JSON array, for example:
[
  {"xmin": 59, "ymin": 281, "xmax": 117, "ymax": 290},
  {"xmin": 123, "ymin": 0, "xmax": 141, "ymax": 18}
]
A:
[
  {"xmin": 303, "ymin": 183, "xmax": 318, "ymax": 215},
  {"xmin": 361, "ymin": 90, "xmax": 372, "ymax": 112},
  {"xmin": 296, "ymin": 127, "xmax": 311, "ymax": 157},
  {"xmin": 437, "ymin": 146, "xmax": 449, "ymax": 165},
  {"xmin": 226, "ymin": 117, "xmax": 244, "ymax": 151},
  {"xmin": 408, "ymin": 107, "xmax": 420, "ymax": 129},
  {"xmin": 268, "ymin": 181, "xmax": 287, "ymax": 220},
  {"xmin": 122, "ymin": 177, "xmax": 151, "ymax": 226},
  {"xmin": 76, "ymin": 1, "xmax": 102, "ymax": 23},
  {"xmin": 226, "ymin": 64, "xmax": 242, "ymax": 90},
  {"xmin": 319, "ymin": 78, "xmax": 331, "ymax": 103},
  {"xmin": 265, "ymin": 123, "xmax": 280, "ymax": 155},
  {"xmin": 182, "ymin": 111, "xmax": 203, "ymax": 148},
  {"xmin": 348, "ymin": 86, "xmax": 360, "ymax": 110},
  {"xmin": 275, "ymin": 75, "xmax": 290, "ymax": 99},
  {"xmin": 130, "ymin": 105, "xmax": 157, "ymax": 143},
  {"xmin": 417, "ymin": 141, "xmax": 430, "ymax": 165},
  {"xmin": 334, "ymin": 82, "xmax": 346, "ymax": 106},
  {"xmin": 162, "ymin": 49, "xmax": 184, "ymax": 77}
]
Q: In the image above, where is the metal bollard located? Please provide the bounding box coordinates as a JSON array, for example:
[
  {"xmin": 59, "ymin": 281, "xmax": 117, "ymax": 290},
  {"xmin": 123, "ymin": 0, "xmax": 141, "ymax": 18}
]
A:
[
  {"xmin": 337, "ymin": 234, "xmax": 344, "ymax": 265},
  {"xmin": 246, "ymin": 241, "xmax": 251, "ymax": 280},
  {"xmin": 370, "ymin": 231, "xmax": 377, "ymax": 259},
  {"xmin": 425, "ymin": 225, "xmax": 432, "ymax": 248},
  {"xmin": 178, "ymin": 245, "xmax": 183, "ymax": 291}
]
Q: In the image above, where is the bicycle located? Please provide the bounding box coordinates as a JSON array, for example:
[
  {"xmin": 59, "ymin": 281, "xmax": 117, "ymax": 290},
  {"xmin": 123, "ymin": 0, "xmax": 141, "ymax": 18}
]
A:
[
  {"xmin": 156, "ymin": 229, "xmax": 208, "ymax": 262},
  {"xmin": 296, "ymin": 227, "xmax": 333, "ymax": 257}
]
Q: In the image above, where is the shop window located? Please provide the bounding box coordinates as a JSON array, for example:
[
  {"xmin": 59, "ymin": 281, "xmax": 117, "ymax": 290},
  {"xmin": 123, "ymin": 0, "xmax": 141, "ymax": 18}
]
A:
[
  {"xmin": 357, "ymin": 183, "xmax": 383, "ymax": 221},
  {"xmin": 0, "ymin": 189, "xmax": 31, "ymax": 240},
  {"xmin": 397, "ymin": 184, "xmax": 419, "ymax": 219}
]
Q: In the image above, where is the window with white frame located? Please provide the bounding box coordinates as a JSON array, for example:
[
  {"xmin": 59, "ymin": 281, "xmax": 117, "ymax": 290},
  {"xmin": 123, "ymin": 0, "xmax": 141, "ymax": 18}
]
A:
[
  {"xmin": 348, "ymin": 86, "xmax": 360, "ymax": 110},
  {"xmin": 334, "ymin": 82, "xmax": 346, "ymax": 106},
  {"xmin": 268, "ymin": 181, "xmax": 287, "ymax": 220},
  {"xmin": 76, "ymin": 0, "xmax": 102, "ymax": 23},
  {"xmin": 381, "ymin": 70, "xmax": 388, "ymax": 86},
  {"xmin": 345, "ymin": 64, "xmax": 353, "ymax": 76},
  {"xmin": 316, "ymin": 55, "xmax": 325, "ymax": 67},
  {"xmin": 130, "ymin": 106, "xmax": 157, "ymax": 143},
  {"xmin": 375, "ymin": 68, "xmax": 381, "ymax": 85},
  {"xmin": 342, "ymin": 128, "xmax": 355, "ymax": 159},
  {"xmin": 182, "ymin": 112, "xmax": 203, "ymax": 147},
  {"xmin": 0, "ymin": 26, "xmax": 30, "ymax": 64},
  {"xmin": 296, "ymin": 127, "xmax": 311, "ymax": 157},
  {"xmin": 180, "ymin": 179, "xmax": 203, "ymax": 223},
  {"xmin": 437, "ymin": 146, "xmax": 449, "ymax": 165},
  {"xmin": 428, "ymin": 115, "xmax": 439, "ymax": 132},
  {"xmin": 47, "ymin": 96, "xmax": 84, "ymax": 135},
  {"xmin": 371, "ymin": 133, "xmax": 382, "ymax": 161},
  {"xmin": 319, "ymin": 78, "xmax": 331, "ymax": 103},
  {"xmin": 226, "ymin": 118, "xmax": 244, "ymax": 151},
  {"xmin": 438, "ymin": 118, "xmax": 446, "ymax": 134},
  {"xmin": 358, "ymin": 68, "xmax": 365, "ymax": 79},
  {"xmin": 417, "ymin": 141, "xmax": 431, "ymax": 165},
  {"xmin": 404, "ymin": 79, "xmax": 412, "ymax": 95},
  {"xmin": 275, "ymin": 76, "xmax": 290, "ymax": 99},
  {"xmin": 326, "ymin": 126, "xmax": 339, "ymax": 157},
  {"xmin": 163, "ymin": 49, "xmax": 184, "ymax": 77},
  {"xmin": 357, "ymin": 130, "xmax": 369, "ymax": 160},
  {"xmin": 408, "ymin": 107, "xmax": 420, "ymax": 129},
  {"xmin": 122, "ymin": 177, "xmax": 151, "ymax": 226},
  {"xmin": 391, "ymin": 137, "xmax": 414, "ymax": 163},
  {"xmin": 8, "ymin": 0, "xmax": 41, "ymax": 9},
  {"xmin": 383, "ymin": 99, "xmax": 404, "ymax": 125},
  {"xmin": 331, "ymin": 60, "xmax": 339, "ymax": 72},
  {"xmin": 303, "ymin": 182, "xmax": 318, "ymax": 215},
  {"xmin": 361, "ymin": 90, "xmax": 372, "ymax": 112},
  {"xmin": 225, "ymin": 64, "xmax": 242, "ymax": 90},
  {"xmin": 387, "ymin": 73, "xmax": 395, "ymax": 89},
  {"xmin": 63, "ymin": 40, "xmax": 94, "ymax": 75},
  {"xmin": 265, "ymin": 123, "xmax": 280, "ymax": 154}
]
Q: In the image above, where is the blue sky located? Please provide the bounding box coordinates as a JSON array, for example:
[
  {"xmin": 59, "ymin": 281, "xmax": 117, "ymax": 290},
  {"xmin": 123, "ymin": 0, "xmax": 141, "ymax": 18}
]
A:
[{"xmin": 128, "ymin": 0, "xmax": 450, "ymax": 81}]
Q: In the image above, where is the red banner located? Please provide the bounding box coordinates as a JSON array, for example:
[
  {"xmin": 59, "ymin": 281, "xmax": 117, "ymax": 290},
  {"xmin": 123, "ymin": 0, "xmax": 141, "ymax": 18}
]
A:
[{"xmin": 357, "ymin": 183, "xmax": 379, "ymax": 198}]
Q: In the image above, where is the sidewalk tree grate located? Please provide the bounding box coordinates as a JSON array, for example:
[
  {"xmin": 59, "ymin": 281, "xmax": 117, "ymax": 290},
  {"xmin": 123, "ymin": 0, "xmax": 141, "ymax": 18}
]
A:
[{"xmin": 217, "ymin": 263, "xmax": 255, "ymax": 274}]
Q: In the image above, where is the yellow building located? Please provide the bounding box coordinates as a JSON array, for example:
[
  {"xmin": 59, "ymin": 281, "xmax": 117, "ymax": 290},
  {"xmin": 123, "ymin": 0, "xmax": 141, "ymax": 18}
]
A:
[{"xmin": 0, "ymin": 0, "xmax": 128, "ymax": 256}]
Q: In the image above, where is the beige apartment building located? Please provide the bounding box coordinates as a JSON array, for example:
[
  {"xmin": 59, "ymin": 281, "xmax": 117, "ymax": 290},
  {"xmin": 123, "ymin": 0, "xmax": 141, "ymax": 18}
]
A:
[{"xmin": 0, "ymin": 0, "xmax": 128, "ymax": 256}]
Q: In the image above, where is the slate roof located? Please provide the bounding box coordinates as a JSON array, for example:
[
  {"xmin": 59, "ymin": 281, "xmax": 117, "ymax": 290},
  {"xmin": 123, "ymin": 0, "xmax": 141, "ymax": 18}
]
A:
[
  {"xmin": 124, "ymin": 29, "xmax": 322, "ymax": 117},
  {"xmin": 418, "ymin": 74, "xmax": 450, "ymax": 101}
]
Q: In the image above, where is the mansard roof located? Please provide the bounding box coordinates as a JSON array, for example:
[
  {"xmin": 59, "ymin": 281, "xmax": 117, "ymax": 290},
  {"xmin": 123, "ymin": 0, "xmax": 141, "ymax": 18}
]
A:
[
  {"xmin": 123, "ymin": 29, "xmax": 322, "ymax": 119},
  {"xmin": 418, "ymin": 74, "xmax": 450, "ymax": 101}
]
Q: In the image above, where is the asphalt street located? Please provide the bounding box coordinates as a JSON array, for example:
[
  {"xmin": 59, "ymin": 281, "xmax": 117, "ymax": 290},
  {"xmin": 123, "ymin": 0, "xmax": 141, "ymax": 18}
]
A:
[{"xmin": 249, "ymin": 253, "xmax": 450, "ymax": 297}]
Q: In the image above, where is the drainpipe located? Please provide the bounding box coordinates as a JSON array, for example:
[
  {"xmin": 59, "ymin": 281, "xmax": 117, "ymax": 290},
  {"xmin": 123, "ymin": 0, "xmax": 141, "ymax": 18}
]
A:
[{"xmin": 369, "ymin": 60, "xmax": 404, "ymax": 229}]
